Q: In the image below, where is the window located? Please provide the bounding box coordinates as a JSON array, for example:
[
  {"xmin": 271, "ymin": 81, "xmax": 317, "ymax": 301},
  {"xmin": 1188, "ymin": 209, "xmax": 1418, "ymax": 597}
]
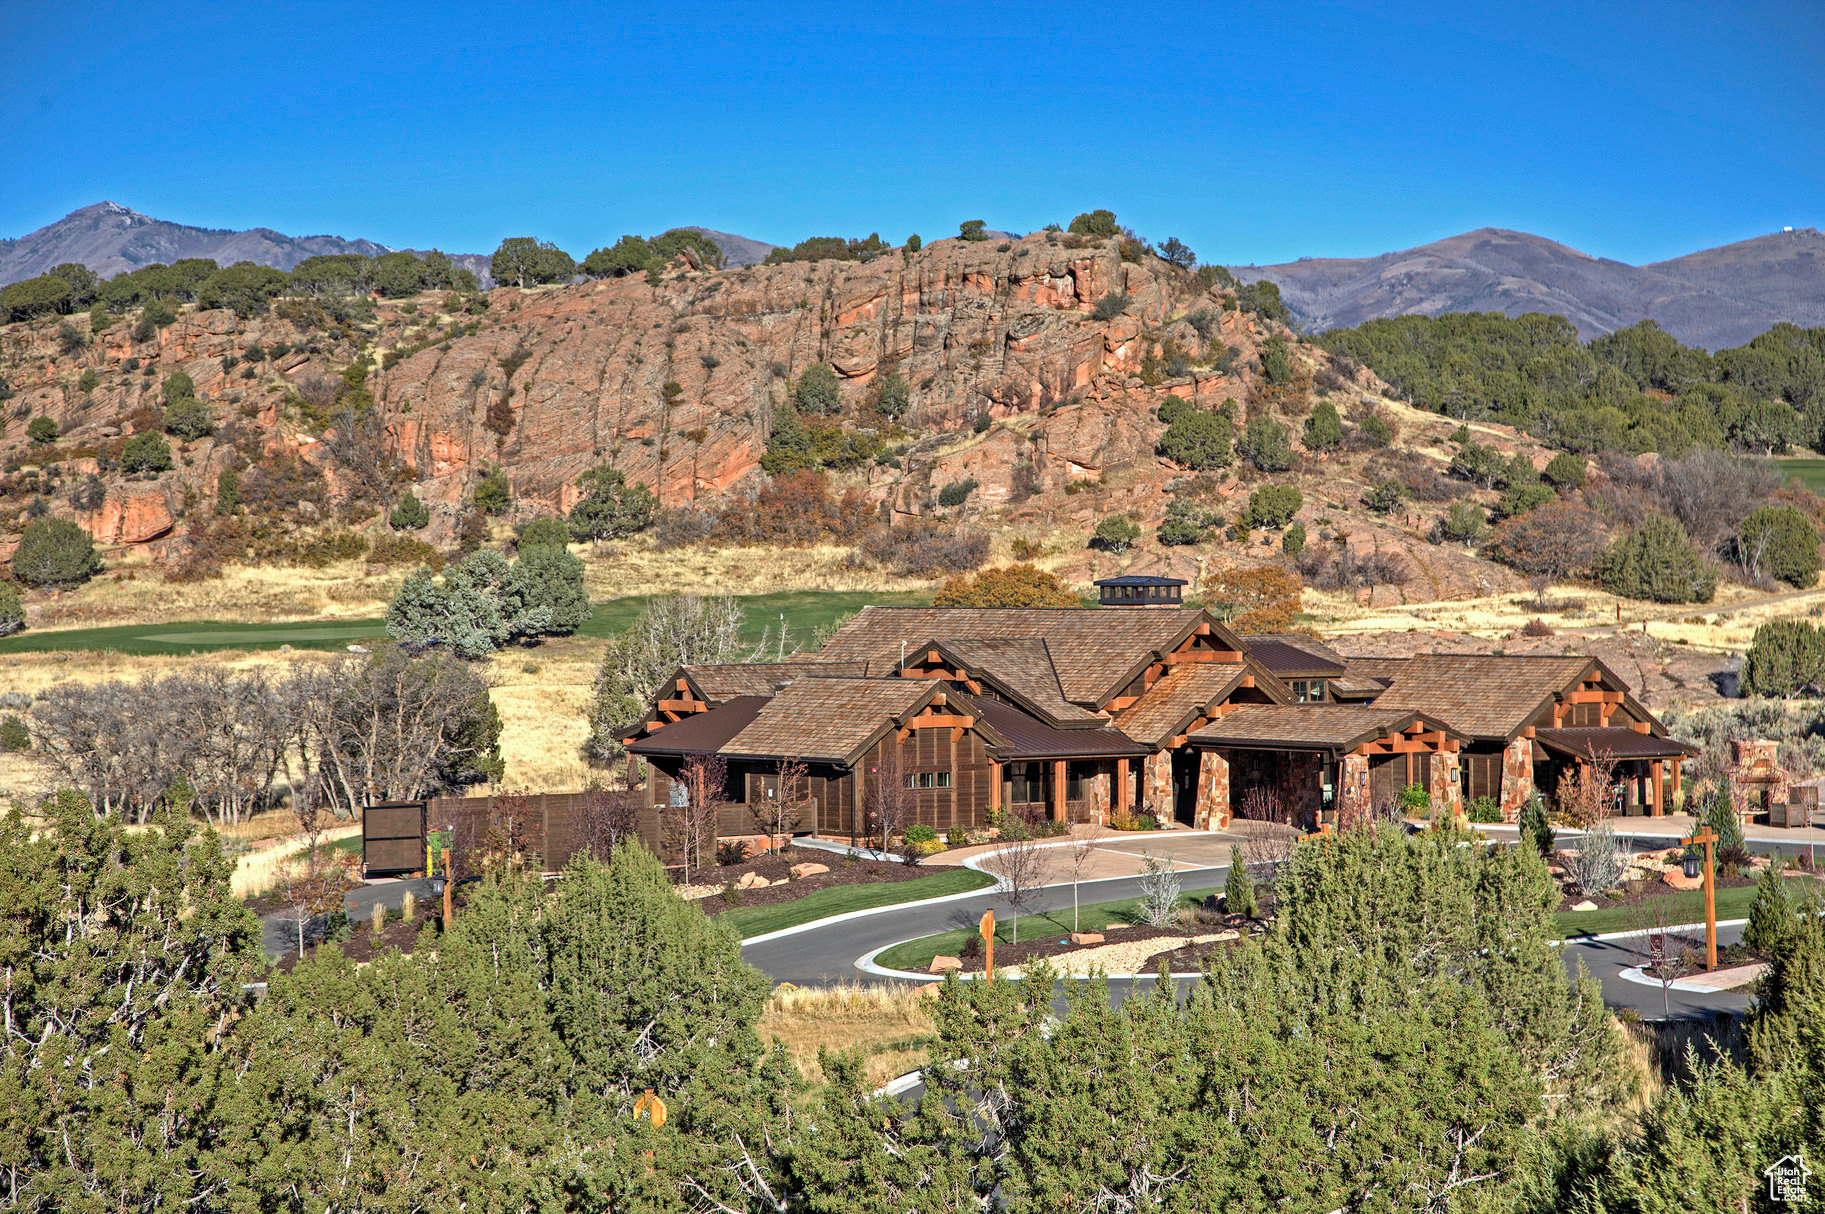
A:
[
  {"xmin": 1007, "ymin": 762, "xmax": 1043, "ymax": 803},
  {"xmin": 1290, "ymin": 679, "xmax": 1326, "ymax": 703},
  {"xmin": 904, "ymin": 771, "xmax": 953, "ymax": 790}
]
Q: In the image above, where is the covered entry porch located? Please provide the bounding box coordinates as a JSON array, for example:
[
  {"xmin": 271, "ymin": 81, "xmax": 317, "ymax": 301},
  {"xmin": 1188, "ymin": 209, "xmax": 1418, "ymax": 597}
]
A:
[
  {"xmin": 1189, "ymin": 705, "xmax": 1468, "ymax": 831},
  {"xmin": 1533, "ymin": 727, "xmax": 1697, "ymax": 817}
]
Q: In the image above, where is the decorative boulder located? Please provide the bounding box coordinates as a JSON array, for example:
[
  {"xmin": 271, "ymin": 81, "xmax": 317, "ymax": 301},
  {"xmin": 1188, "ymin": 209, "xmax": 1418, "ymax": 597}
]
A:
[
  {"xmin": 737, "ymin": 871, "xmax": 771, "ymax": 889},
  {"xmin": 790, "ymin": 862, "xmax": 829, "ymax": 879},
  {"xmin": 1569, "ymin": 899, "xmax": 1600, "ymax": 912},
  {"xmin": 1664, "ymin": 870, "xmax": 1703, "ymax": 891},
  {"xmin": 928, "ymin": 955, "xmax": 962, "ymax": 973},
  {"xmin": 1069, "ymin": 932, "xmax": 1104, "ymax": 945}
]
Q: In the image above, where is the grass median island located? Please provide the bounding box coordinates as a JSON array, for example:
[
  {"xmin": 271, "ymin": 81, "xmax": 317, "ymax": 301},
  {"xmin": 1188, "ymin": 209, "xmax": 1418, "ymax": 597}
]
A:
[
  {"xmin": 721, "ymin": 867, "xmax": 996, "ymax": 939},
  {"xmin": 1552, "ymin": 878, "xmax": 1811, "ymax": 939},
  {"xmin": 874, "ymin": 886, "xmax": 1223, "ymax": 972}
]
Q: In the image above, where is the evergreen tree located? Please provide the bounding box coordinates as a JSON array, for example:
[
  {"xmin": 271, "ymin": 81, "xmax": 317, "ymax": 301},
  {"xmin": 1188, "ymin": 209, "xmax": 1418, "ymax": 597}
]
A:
[
  {"xmin": 12, "ymin": 515, "xmax": 99, "ymax": 586},
  {"xmin": 517, "ymin": 516, "xmax": 571, "ymax": 549},
  {"xmin": 1738, "ymin": 504, "xmax": 1821, "ymax": 588},
  {"xmin": 214, "ymin": 467, "xmax": 240, "ymax": 515},
  {"xmin": 388, "ymin": 490, "xmax": 431, "ymax": 530},
  {"xmin": 512, "ymin": 543, "xmax": 591, "ymax": 634},
  {"xmin": 1520, "ymin": 793, "xmax": 1554, "ymax": 857},
  {"xmin": 873, "ymin": 366, "xmax": 910, "ymax": 418},
  {"xmin": 1744, "ymin": 854, "xmax": 1798, "ymax": 957},
  {"xmin": 1597, "ymin": 513, "xmax": 1718, "ymax": 603},
  {"xmin": 567, "ymin": 465, "xmax": 657, "ymax": 541},
  {"xmin": 1742, "ymin": 619, "xmax": 1825, "ymax": 696},
  {"xmin": 0, "ymin": 792, "xmax": 264, "ymax": 1210},
  {"xmin": 1238, "ymin": 414, "xmax": 1293, "ymax": 472},
  {"xmin": 1302, "ymin": 398, "xmax": 1344, "ymax": 451},
  {"xmin": 1157, "ymin": 409, "xmax": 1232, "ymax": 470},
  {"xmin": 1223, "ymin": 844, "xmax": 1256, "ymax": 917},
  {"xmin": 794, "ymin": 363, "xmax": 842, "ymax": 414}
]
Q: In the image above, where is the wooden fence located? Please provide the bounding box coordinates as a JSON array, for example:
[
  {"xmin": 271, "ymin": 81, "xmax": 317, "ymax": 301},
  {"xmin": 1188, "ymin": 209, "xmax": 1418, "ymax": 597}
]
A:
[{"xmin": 414, "ymin": 791, "xmax": 775, "ymax": 875}]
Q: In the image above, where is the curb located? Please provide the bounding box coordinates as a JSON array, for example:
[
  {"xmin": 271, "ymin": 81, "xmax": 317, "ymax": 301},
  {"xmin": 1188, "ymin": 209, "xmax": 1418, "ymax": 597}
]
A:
[
  {"xmin": 1615, "ymin": 963, "xmax": 1762, "ymax": 994},
  {"xmin": 739, "ymin": 832, "xmax": 1237, "ymax": 946},
  {"xmin": 854, "ymin": 937, "xmax": 1201, "ymax": 983}
]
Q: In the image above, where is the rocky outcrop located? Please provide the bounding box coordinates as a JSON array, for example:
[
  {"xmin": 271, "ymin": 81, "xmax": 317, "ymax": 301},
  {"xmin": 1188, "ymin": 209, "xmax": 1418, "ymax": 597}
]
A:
[{"xmin": 82, "ymin": 484, "xmax": 176, "ymax": 544}]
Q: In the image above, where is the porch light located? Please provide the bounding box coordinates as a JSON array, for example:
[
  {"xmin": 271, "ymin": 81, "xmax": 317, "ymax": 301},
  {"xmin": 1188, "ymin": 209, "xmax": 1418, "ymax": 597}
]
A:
[
  {"xmin": 429, "ymin": 875, "xmax": 447, "ymax": 897},
  {"xmin": 1681, "ymin": 853, "xmax": 1701, "ymax": 880}
]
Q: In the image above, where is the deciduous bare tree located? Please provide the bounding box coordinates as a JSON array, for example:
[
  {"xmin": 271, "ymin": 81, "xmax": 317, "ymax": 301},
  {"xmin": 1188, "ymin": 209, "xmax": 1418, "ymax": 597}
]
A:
[
  {"xmin": 862, "ymin": 745, "xmax": 915, "ymax": 853},
  {"xmin": 988, "ymin": 834, "xmax": 1048, "ymax": 943},
  {"xmin": 677, "ymin": 752, "xmax": 728, "ymax": 880},
  {"xmin": 765, "ymin": 756, "xmax": 810, "ymax": 851}
]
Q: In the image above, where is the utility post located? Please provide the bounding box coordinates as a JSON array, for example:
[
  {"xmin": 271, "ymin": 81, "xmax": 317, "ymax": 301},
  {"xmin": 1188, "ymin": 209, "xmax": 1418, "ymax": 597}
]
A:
[
  {"xmin": 979, "ymin": 909, "xmax": 995, "ymax": 981},
  {"xmin": 440, "ymin": 845, "xmax": 453, "ymax": 927},
  {"xmin": 1680, "ymin": 826, "xmax": 1718, "ymax": 971}
]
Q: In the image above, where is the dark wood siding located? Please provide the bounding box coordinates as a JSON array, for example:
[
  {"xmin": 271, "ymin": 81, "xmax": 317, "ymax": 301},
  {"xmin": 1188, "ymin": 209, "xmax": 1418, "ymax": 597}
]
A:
[{"xmin": 1464, "ymin": 749, "xmax": 1503, "ymax": 801}]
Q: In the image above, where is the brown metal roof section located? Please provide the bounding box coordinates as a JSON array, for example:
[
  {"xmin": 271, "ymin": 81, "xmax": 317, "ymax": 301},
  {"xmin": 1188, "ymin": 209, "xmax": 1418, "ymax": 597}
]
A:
[
  {"xmin": 626, "ymin": 696, "xmax": 770, "ymax": 756},
  {"xmin": 901, "ymin": 637, "xmax": 1106, "ymax": 727},
  {"xmin": 1188, "ymin": 704, "xmax": 1467, "ymax": 755},
  {"xmin": 1113, "ymin": 663, "xmax": 1249, "ymax": 747},
  {"xmin": 719, "ymin": 677, "xmax": 953, "ymax": 764},
  {"xmin": 1360, "ymin": 653, "xmax": 1597, "ymax": 741},
  {"xmin": 682, "ymin": 661, "xmax": 866, "ymax": 702},
  {"xmin": 807, "ymin": 606, "xmax": 1214, "ymax": 704},
  {"xmin": 956, "ymin": 692, "xmax": 1149, "ymax": 759},
  {"xmin": 1241, "ymin": 634, "xmax": 1349, "ymax": 677},
  {"xmin": 1534, "ymin": 728, "xmax": 1698, "ymax": 761}
]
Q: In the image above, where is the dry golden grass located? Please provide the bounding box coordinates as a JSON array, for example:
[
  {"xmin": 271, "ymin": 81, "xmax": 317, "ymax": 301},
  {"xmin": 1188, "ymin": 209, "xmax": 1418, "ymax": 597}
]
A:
[
  {"xmin": 229, "ymin": 823, "xmax": 362, "ymax": 900},
  {"xmin": 35, "ymin": 552, "xmax": 403, "ymax": 627},
  {"xmin": 482, "ymin": 640, "xmax": 602, "ymax": 792},
  {"xmin": 1304, "ymin": 579, "xmax": 1815, "ymax": 653},
  {"xmin": 580, "ymin": 537, "xmax": 931, "ymax": 599},
  {"xmin": 760, "ymin": 981, "xmax": 937, "ymax": 1089}
]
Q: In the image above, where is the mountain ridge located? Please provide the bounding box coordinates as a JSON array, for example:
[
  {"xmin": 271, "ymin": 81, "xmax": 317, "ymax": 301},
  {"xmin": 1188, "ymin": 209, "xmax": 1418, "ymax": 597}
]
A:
[
  {"xmin": 1230, "ymin": 225, "xmax": 1825, "ymax": 349},
  {"xmin": 0, "ymin": 203, "xmax": 777, "ymax": 289}
]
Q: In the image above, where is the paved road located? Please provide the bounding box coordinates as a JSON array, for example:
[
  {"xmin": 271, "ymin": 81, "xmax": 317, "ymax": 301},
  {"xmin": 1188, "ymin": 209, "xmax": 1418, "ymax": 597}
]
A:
[
  {"xmin": 742, "ymin": 836, "xmax": 1803, "ymax": 1022},
  {"xmin": 260, "ymin": 877, "xmax": 436, "ymax": 960}
]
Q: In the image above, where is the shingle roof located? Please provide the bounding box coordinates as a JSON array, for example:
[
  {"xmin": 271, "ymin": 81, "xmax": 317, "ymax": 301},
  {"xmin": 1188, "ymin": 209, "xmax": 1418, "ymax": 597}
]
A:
[
  {"xmin": 1189, "ymin": 704, "xmax": 1463, "ymax": 753},
  {"xmin": 1534, "ymin": 728, "xmax": 1697, "ymax": 761},
  {"xmin": 807, "ymin": 606, "xmax": 1208, "ymax": 703},
  {"xmin": 958, "ymin": 692, "xmax": 1150, "ymax": 759},
  {"xmin": 1114, "ymin": 663, "xmax": 1248, "ymax": 746},
  {"xmin": 627, "ymin": 696, "xmax": 769, "ymax": 756},
  {"xmin": 720, "ymin": 677, "xmax": 943, "ymax": 764},
  {"xmin": 923, "ymin": 637, "xmax": 1103, "ymax": 726},
  {"xmin": 1364, "ymin": 653, "xmax": 1596, "ymax": 740},
  {"xmin": 682, "ymin": 661, "xmax": 866, "ymax": 701},
  {"xmin": 1242, "ymin": 636, "xmax": 1348, "ymax": 677}
]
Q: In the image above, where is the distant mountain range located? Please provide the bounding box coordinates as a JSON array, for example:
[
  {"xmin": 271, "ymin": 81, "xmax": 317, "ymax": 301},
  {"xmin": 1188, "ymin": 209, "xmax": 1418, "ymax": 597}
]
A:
[
  {"xmin": 1229, "ymin": 226, "xmax": 1825, "ymax": 350},
  {"xmin": 0, "ymin": 203, "xmax": 777, "ymax": 291}
]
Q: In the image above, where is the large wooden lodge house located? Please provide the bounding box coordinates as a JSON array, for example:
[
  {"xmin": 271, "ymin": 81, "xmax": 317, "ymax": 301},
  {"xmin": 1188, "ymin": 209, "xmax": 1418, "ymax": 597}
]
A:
[{"xmin": 621, "ymin": 602, "xmax": 1694, "ymax": 838}]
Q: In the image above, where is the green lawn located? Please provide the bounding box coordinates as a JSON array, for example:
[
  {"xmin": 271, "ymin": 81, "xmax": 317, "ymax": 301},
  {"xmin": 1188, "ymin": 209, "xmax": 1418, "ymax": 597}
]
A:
[
  {"xmin": 719, "ymin": 868, "xmax": 996, "ymax": 940},
  {"xmin": 1777, "ymin": 458, "xmax": 1825, "ymax": 495},
  {"xmin": 0, "ymin": 589, "xmax": 932, "ymax": 657},
  {"xmin": 1551, "ymin": 879, "xmax": 1804, "ymax": 940},
  {"xmin": 873, "ymin": 886, "xmax": 1224, "ymax": 972}
]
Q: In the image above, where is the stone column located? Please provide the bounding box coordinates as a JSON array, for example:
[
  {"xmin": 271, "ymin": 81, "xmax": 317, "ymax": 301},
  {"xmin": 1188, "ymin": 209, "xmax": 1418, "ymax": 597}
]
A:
[
  {"xmin": 1429, "ymin": 751, "xmax": 1463, "ymax": 819},
  {"xmin": 1083, "ymin": 768, "xmax": 1111, "ymax": 826},
  {"xmin": 1143, "ymin": 750, "xmax": 1173, "ymax": 825},
  {"xmin": 1194, "ymin": 749, "xmax": 1230, "ymax": 829},
  {"xmin": 1500, "ymin": 736, "xmax": 1534, "ymax": 821}
]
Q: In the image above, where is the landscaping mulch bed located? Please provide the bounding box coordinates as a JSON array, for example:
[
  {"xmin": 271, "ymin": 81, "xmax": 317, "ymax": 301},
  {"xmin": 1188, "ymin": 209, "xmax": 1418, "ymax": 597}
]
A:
[
  {"xmin": 272, "ymin": 902, "xmax": 444, "ymax": 973},
  {"xmin": 949, "ymin": 911, "xmax": 1258, "ymax": 974},
  {"xmin": 688, "ymin": 846, "xmax": 969, "ymax": 917}
]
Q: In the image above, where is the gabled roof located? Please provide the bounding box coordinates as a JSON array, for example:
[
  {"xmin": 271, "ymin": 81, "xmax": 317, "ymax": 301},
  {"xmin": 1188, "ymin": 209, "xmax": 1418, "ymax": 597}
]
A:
[
  {"xmin": 681, "ymin": 661, "xmax": 866, "ymax": 702},
  {"xmin": 806, "ymin": 606, "xmax": 1215, "ymax": 704},
  {"xmin": 718, "ymin": 677, "xmax": 948, "ymax": 765},
  {"xmin": 1114, "ymin": 663, "xmax": 1251, "ymax": 747},
  {"xmin": 626, "ymin": 696, "xmax": 769, "ymax": 756},
  {"xmin": 1189, "ymin": 704, "xmax": 1466, "ymax": 755},
  {"xmin": 956, "ymin": 692, "xmax": 1149, "ymax": 760},
  {"xmin": 905, "ymin": 637, "xmax": 1104, "ymax": 727},
  {"xmin": 1363, "ymin": 653, "xmax": 1599, "ymax": 741}
]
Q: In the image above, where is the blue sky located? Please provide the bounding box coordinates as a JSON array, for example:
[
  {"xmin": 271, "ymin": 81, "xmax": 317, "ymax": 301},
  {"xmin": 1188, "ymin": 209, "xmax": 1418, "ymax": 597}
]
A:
[{"xmin": 2, "ymin": 0, "xmax": 1820, "ymax": 266}]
